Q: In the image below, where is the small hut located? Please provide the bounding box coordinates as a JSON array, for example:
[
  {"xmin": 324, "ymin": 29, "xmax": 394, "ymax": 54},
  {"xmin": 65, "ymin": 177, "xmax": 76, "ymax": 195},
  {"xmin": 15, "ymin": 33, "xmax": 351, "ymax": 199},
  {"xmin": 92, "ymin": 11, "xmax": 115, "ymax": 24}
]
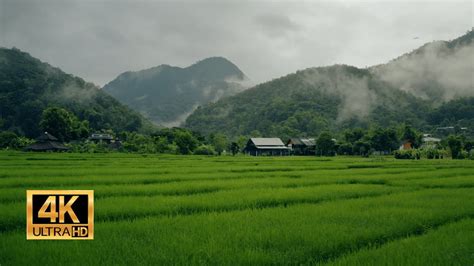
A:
[
  {"xmin": 89, "ymin": 133, "xmax": 113, "ymax": 144},
  {"xmin": 24, "ymin": 132, "xmax": 70, "ymax": 152},
  {"xmin": 286, "ymin": 138, "xmax": 316, "ymax": 155},
  {"xmin": 421, "ymin": 134, "xmax": 441, "ymax": 149},
  {"xmin": 399, "ymin": 140, "xmax": 413, "ymax": 150},
  {"xmin": 244, "ymin": 138, "xmax": 290, "ymax": 156}
]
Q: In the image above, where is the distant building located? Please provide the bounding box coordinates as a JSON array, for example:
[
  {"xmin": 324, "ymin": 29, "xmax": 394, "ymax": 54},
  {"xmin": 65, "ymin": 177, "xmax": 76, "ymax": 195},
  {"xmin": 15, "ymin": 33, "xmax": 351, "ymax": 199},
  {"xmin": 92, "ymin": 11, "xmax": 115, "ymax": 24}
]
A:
[
  {"xmin": 89, "ymin": 133, "xmax": 113, "ymax": 143},
  {"xmin": 244, "ymin": 138, "xmax": 290, "ymax": 156},
  {"xmin": 24, "ymin": 132, "xmax": 70, "ymax": 152},
  {"xmin": 286, "ymin": 138, "xmax": 316, "ymax": 155},
  {"xmin": 436, "ymin": 126, "xmax": 468, "ymax": 136},
  {"xmin": 399, "ymin": 140, "xmax": 413, "ymax": 150},
  {"xmin": 422, "ymin": 134, "xmax": 441, "ymax": 142},
  {"xmin": 421, "ymin": 134, "xmax": 441, "ymax": 149}
]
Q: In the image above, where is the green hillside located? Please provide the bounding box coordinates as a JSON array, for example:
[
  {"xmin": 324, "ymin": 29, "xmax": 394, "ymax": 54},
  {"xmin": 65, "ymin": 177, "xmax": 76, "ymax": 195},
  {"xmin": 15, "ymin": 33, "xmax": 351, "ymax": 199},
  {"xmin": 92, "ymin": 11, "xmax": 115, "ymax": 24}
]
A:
[
  {"xmin": 0, "ymin": 47, "xmax": 153, "ymax": 138},
  {"xmin": 185, "ymin": 31, "xmax": 474, "ymax": 138},
  {"xmin": 103, "ymin": 57, "xmax": 248, "ymax": 127}
]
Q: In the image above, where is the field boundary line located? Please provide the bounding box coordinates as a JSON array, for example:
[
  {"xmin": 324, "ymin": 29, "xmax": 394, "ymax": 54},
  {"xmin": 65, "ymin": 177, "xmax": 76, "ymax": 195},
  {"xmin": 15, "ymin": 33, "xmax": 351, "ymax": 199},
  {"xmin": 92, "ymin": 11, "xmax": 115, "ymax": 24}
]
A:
[
  {"xmin": 309, "ymin": 215, "xmax": 474, "ymax": 265},
  {"xmin": 0, "ymin": 166, "xmax": 452, "ymax": 189},
  {"xmin": 0, "ymin": 188, "xmax": 411, "ymax": 234},
  {"xmin": 0, "ymin": 180, "xmax": 400, "ymax": 204}
]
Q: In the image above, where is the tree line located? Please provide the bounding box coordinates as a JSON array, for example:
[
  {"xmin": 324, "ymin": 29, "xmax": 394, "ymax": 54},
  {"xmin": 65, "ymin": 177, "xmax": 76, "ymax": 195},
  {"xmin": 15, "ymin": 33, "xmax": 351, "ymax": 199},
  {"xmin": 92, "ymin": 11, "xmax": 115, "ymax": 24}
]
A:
[{"xmin": 0, "ymin": 106, "xmax": 473, "ymax": 159}]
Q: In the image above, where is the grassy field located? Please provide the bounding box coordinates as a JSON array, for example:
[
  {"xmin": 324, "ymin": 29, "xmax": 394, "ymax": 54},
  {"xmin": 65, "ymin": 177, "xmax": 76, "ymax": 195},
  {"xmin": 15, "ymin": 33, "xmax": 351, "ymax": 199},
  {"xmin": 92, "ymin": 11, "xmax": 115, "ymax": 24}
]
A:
[{"xmin": 0, "ymin": 152, "xmax": 473, "ymax": 265}]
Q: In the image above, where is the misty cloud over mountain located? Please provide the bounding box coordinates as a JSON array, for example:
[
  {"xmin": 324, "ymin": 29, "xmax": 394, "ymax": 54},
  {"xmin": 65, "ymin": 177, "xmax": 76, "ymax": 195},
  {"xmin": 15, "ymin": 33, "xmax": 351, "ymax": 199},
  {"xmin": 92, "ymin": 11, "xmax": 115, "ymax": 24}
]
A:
[
  {"xmin": 185, "ymin": 30, "xmax": 474, "ymax": 138},
  {"xmin": 372, "ymin": 32, "xmax": 474, "ymax": 102},
  {"xmin": 301, "ymin": 67, "xmax": 377, "ymax": 121},
  {"xmin": 0, "ymin": 48, "xmax": 152, "ymax": 137},
  {"xmin": 103, "ymin": 57, "xmax": 249, "ymax": 127},
  {"xmin": 297, "ymin": 31, "xmax": 474, "ymax": 122}
]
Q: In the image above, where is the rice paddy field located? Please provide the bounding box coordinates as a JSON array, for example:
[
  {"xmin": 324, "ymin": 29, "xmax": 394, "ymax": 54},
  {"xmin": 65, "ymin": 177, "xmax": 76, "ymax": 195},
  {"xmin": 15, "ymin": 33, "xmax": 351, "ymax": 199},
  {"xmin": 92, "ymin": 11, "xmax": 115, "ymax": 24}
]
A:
[{"xmin": 0, "ymin": 151, "xmax": 473, "ymax": 265}]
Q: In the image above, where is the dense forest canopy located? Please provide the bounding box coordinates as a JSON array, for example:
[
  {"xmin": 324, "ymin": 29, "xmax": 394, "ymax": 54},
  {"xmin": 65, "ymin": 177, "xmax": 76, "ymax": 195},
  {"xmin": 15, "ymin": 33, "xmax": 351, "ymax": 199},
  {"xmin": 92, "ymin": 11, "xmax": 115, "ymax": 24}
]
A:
[
  {"xmin": 185, "ymin": 30, "xmax": 474, "ymax": 139},
  {"xmin": 0, "ymin": 30, "xmax": 472, "ymax": 149},
  {"xmin": 0, "ymin": 47, "xmax": 154, "ymax": 138}
]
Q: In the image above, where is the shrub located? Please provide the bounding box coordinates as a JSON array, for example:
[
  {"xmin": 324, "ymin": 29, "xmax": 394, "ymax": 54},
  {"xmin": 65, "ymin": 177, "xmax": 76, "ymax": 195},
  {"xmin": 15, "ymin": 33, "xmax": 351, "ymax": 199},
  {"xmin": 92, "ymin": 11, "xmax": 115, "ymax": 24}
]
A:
[
  {"xmin": 447, "ymin": 135, "xmax": 463, "ymax": 159},
  {"xmin": 68, "ymin": 141, "xmax": 109, "ymax": 153},
  {"xmin": 394, "ymin": 149, "xmax": 421, "ymax": 160},
  {"xmin": 337, "ymin": 143, "xmax": 353, "ymax": 155},
  {"xmin": 423, "ymin": 148, "xmax": 447, "ymax": 159},
  {"xmin": 0, "ymin": 131, "xmax": 18, "ymax": 149},
  {"xmin": 0, "ymin": 132, "xmax": 34, "ymax": 150},
  {"xmin": 457, "ymin": 150, "xmax": 469, "ymax": 160},
  {"xmin": 11, "ymin": 136, "xmax": 34, "ymax": 149},
  {"xmin": 194, "ymin": 145, "xmax": 216, "ymax": 155},
  {"xmin": 316, "ymin": 132, "xmax": 336, "ymax": 156}
]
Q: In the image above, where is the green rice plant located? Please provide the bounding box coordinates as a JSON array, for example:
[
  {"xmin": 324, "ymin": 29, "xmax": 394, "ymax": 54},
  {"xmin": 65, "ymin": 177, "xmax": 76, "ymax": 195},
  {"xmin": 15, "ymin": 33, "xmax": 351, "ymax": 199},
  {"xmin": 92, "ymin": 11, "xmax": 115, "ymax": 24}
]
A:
[
  {"xmin": 0, "ymin": 151, "xmax": 473, "ymax": 265},
  {"xmin": 0, "ymin": 188, "xmax": 472, "ymax": 265},
  {"xmin": 0, "ymin": 184, "xmax": 400, "ymax": 232},
  {"xmin": 390, "ymin": 175, "xmax": 474, "ymax": 188},
  {"xmin": 326, "ymin": 218, "xmax": 474, "ymax": 266}
]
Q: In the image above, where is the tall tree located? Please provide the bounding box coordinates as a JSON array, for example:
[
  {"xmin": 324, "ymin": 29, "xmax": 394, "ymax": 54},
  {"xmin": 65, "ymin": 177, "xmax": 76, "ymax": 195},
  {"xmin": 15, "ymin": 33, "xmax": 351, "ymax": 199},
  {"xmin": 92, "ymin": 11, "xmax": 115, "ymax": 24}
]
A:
[
  {"xmin": 211, "ymin": 133, "xmax": 228, "ymax": 155},
  {"xmin": 230, "ymin": 142, "xmax": 240, "ymax": 156},
  {"xmin": 447, "ymin": 135, "xmax": 463, "ymax": 159},
  {"xmin": 39, "ymin": 107, "xmax": 90, "ymax": 141},
  {"xmin": 316, "ymin": 132, "xmax": 336, "ymax": 156},
  {"xmin": 39, "ymin": 107, "xmax": 75, "ymax": 141},
  {"xmin": 174, "ymin": 131, "xmax": 198, "ymax": 154},
  {"xmin": 344, "ymin": 128, "xmax": 365, "ymax": 144},
  {"xmin": 401, "ymin": 125, "xmax": 421, "ymax": 148},
  {"xmin": 370, "ymin": 127, "xmax": 399, "ymax": 152},
  {"xmin": 0, "ymin": 131, "xmax": 18, "ymax": 149}
]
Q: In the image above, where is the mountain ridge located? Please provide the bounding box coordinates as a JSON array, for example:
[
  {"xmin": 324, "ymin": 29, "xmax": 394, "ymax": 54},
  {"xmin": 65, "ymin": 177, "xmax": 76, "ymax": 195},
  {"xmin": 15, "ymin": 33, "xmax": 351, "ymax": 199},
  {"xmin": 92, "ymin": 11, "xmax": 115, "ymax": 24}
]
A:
[
  {"xmin": 184, "ymin": 30, "xmax": 473, "ymax": 138},
  {"xmin": 0, "ymin": 47, "xmax": 154, "ymax": 137},
  {"xmin": 103, "ymin": 56, "xmax": 248, "ymax": 127}
]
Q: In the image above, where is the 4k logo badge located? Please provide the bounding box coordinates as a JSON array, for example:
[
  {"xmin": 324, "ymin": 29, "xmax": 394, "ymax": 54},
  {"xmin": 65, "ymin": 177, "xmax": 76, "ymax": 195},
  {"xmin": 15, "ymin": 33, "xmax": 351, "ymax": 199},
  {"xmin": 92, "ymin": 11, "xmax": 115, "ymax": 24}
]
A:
[{"xmin": 26, "ymin": 190, "xmax": 94, "ymax": 240}]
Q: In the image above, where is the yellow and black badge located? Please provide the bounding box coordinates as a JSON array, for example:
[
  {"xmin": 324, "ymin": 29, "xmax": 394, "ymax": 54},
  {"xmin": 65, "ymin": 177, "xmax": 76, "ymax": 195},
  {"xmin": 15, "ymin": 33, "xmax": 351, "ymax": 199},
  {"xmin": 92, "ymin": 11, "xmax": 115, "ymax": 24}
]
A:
[{"xmin": 26, "ymin": 190, "xmax": 94, "ymax": 240}]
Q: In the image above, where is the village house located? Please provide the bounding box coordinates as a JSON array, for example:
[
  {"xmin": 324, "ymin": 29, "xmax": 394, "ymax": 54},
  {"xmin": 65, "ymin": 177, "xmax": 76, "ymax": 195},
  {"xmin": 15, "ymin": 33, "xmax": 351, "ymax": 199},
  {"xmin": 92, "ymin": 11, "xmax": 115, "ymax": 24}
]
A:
[
  {"xmin": 24, "ymin": 132, "xmax": 70, "ymax": 152},
  {"xmin": 399, "ymin": 140, "xmax": 413, "ymax": 150},
  {"xmin": 244, "ymin": 138, "xmax": 290, "ymax": 156},
  {"xmin": 89, "ymin": 133, "xmax": 113, "ymax": 144},
  {"xmin": 421, "ymin": 134, "xmax": 441, "ymax": 149},
  {"xmin": 286, "ymin": 138, "xmax": 316, "ymax": 155}
]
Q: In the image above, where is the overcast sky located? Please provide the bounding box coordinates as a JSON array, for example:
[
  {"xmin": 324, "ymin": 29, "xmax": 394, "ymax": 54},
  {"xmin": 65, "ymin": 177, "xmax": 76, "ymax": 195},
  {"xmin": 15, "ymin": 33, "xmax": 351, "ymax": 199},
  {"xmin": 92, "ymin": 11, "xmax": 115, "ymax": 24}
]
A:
[{"xmin": 1, "ymin": 0, "xmax": 472, "ymax": 86}]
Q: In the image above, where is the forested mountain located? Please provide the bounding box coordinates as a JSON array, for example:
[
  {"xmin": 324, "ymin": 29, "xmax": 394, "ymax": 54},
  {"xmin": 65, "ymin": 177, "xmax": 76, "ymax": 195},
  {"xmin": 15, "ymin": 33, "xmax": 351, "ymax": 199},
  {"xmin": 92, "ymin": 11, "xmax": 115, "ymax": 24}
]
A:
[
  {"xmin": 185, "ymin": 30, "xmax": 474, "ymax": 138},
  {"xmin": 371, "ymin": 30, "xmax": 473, "ymax": 103},
  {"xmin": 0, "ymin": 47, "xmax": 153, "ymax": 138},
  {"xmin": 103, "ymin": 57, "xmax": 248, "ymax": 127},
  {"xmin": 427, "ymin": 97, "xmax": 474, "ymax": 136}
]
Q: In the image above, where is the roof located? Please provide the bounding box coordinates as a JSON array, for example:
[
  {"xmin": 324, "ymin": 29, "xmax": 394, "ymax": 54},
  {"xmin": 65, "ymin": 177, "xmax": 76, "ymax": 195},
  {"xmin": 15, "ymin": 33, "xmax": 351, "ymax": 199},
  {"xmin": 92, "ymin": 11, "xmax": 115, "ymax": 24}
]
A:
[
  {"xmin": 300, "ymin": 138, "xmax": 315, "ymax": 146},
  {"xmin": 90, "ymin": 133, "xmax": 113, "ymax": 140},
  {"xmin": 25, "ymin": 141, "xmax": 69, "ymax": 151},
  {"xmin": 247, "ymin": 138, "xmax": 289, "ymax": 150},
  {"xmin": 36, "ymin": 132, "xmax": 58, "ymax": 141},
  {"xmin": 423, "ymin": 137, "xmax": 441, "ymax": 142},
  {"xmin": 287, "ymin": 138, "xmax": 303, "ymax": 145},
  {"xmin": 287, "ymin": 138, "xmax": 316, "ymax": 146},
  {"xmin": 250, "ymin": 138, "xmax": 286, "ymax": 146}
]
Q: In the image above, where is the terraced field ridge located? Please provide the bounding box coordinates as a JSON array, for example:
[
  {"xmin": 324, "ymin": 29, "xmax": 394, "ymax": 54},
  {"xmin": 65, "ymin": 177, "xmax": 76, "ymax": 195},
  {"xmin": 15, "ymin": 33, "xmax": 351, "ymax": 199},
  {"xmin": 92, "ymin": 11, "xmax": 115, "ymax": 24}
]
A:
[{"xmin": 0, "ymin": 152, "xmax": 473, "ymax": 265}]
